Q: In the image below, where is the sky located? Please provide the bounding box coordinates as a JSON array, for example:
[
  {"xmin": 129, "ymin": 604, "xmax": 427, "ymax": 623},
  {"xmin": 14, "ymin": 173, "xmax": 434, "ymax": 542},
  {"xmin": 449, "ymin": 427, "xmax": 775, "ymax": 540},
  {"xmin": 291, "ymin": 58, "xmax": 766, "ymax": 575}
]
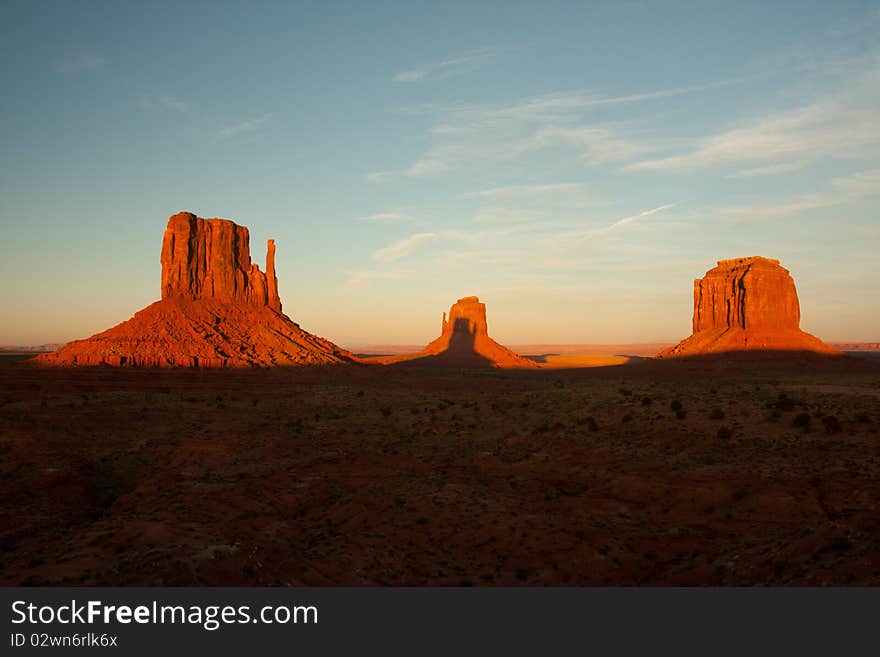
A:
[{"xmin": 1, "ymin": 0, "xmax": 878, "ymax": 347}]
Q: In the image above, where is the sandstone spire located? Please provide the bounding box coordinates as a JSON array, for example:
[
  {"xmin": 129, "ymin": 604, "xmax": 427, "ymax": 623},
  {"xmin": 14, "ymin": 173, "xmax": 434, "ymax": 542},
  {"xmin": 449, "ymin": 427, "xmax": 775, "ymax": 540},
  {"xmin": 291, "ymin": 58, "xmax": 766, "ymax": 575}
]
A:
[{"xmin": 266, "ymin": 239, "xmax": 281, "ymax": 313}]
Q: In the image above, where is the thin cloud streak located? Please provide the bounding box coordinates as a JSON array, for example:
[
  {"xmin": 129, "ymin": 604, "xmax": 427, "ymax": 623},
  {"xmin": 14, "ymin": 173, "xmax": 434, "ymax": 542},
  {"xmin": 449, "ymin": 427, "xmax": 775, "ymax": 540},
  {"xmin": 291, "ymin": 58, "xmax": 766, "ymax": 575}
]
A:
[
  {"xmin": 722, "ymin": 168, "xmax": 880, "ymax": 223},
  {"xmin": 348, "ymin": 271, "xmax": 407, "ymax": 287},
  {"xmin": 158, "ymin": 96, "xmax": 188, "ymax": 112},
  {"xmin": 392, "ymin": 46, "xmax": 507, "ymax": 83},
  {"xmin": 360, "ymin": 212, "xmax": 417, "ymax": 223},
  {"xmin": 727, "ymin": 161, "xmax": 806, "ymax": 178},
  {"xmin": 392, "ymin": 70, "xmax": 425, "ymax": 82},
  {"xmin": 459, "ymin": 183, "xmax": 585, "ymax": 199},
  {"xmin": 556, "ymin": 203, "xmax": 680, "ymax": 241},
  {"xmin": 369, "ymin": 76, "xmax": 750, "ymax": 181},
  {"xmin": 218, "ymin": 115, "xmax": 270, "ymax": 139},
  {"xmin": 624, "ymin": 60, "xmax": 880, "ymax": 172},
  {"xmin": 473, "ymin": 208, "xmax": 542, "ymax": 224},
  {"xmin": 598, "ymin": 203, "xmax": 680, "ymax": 234},
  {"xmin": 56, "ymin": 53, "xmax": 104, "ymax": 73},
  {"xmin": 372, "ymin": 232, "xmax": 437, "ymax": 262}
]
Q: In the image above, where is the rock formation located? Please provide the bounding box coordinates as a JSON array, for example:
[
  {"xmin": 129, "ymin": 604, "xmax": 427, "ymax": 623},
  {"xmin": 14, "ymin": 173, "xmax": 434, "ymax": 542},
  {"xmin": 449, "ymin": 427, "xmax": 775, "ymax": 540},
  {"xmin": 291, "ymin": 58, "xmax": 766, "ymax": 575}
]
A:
[
  {"xmin": 160, "ymin": 212, "xmax": 282, "ymax": 311},
  {"xmin": 380, "ymin": 296, "xmax": 537, "ymax": 368},
  {"xmin": 660, "ymin": 256, "xmax": 839, "ymax": 357},
  {"xmin": 37, "ymin": 212, "xmax": 355, "ymax": 367}
]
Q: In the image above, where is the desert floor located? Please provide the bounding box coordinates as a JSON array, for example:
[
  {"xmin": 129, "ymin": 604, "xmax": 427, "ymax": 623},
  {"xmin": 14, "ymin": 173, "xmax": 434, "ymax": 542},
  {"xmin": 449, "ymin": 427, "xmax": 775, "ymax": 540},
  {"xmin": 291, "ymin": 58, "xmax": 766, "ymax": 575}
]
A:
[{"xmin": 1, "ymin": 355, "xmax": 879, "ymax": 585}]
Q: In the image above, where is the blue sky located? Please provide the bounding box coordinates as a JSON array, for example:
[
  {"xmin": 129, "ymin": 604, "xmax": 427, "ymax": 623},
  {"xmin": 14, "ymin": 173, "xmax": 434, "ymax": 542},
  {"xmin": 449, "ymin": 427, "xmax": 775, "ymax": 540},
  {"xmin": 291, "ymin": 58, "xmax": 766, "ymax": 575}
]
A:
[{"xmin": 1, "ymin": 1, "xmax": 878, "ymax": 346}]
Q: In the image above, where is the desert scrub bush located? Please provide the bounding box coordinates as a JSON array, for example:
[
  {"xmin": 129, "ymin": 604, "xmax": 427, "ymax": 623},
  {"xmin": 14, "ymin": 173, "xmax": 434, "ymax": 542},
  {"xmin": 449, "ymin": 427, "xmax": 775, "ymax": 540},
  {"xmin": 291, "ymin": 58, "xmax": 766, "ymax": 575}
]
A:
[
  {"xmin": 710, "ymin": 408, "xmax": 725, "ymax": 420},
  {"xmin": 585, "ymin": 417, "xmax": 599, "ymax": 432},
  {"xmin": 792, "ymin": 413, "xmax": 811, "ymax": 429},
  {"xmin": 675, "ymin": 409, "xmax": 687, "ymax": 420},
  {"xmin": 641, "ymin": 396, "xmax": 653, "ymax": 406},
  {"xmin": 380, "ymin": 406, "xmax": 392, "ymax": 418},
  {"xmin": 822, "ymin": 415, "xmax": 842, "ymax": 434},
  {"xmin": 670, "ymin": 400, "xmax": 683, "ymax": 412},
  {"xmin": 622, "ymin": 414, "xmax": 633, "ymax": 423},
  {"xmin": 83, "ymin": 462, "xmax": 136, "ymax": 519},
  {"xmin": 771, "ymin": 392, "xmax": 796, "ymax": 412},
  {"xmin": 618, "ymin": 388, "xmax": 633, "ymax": 396},
  {"xmin": 717, "ymin": 426, "xmax": 732, "ymax": 440}
]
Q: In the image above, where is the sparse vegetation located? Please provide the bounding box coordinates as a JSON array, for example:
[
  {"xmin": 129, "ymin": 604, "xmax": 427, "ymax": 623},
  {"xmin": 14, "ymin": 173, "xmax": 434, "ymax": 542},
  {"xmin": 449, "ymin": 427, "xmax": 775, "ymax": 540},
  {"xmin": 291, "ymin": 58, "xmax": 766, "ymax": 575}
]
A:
[
  {"xmin": 822, "ymin": 415, "xmax": 842, "ymax": 434},
  {"xmin": 774, "ymin": 392, "xmax": 796, "ymax": 412},
  {"xmin": 3, "ymin": 360, "xmax": 879, "ymax": 587},
  {"xmin": 793, "ymin": 413, "xmax": 812, "ymax": 429}
]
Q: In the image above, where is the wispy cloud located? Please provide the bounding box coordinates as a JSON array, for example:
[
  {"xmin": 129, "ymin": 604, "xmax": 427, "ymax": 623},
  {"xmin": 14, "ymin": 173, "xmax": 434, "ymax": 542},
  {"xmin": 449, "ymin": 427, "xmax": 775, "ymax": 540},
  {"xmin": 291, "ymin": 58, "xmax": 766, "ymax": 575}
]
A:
[
  {"xmin": 348, "ymin": 271, "xmax": 407, "ymax": 287},
  {"xmin": 553, "ymin": 203, "xmax": 680, "ymax": 241},
  {"xmin": 372, "ymin": 232, "xmax": 437, "ymax": 262},
  {"xmin": 721, "ymin": 168, "xmax": 880, "ymax": 223},
  {"xmin": 584, "ymin": 203, "xmax": 680, "ymax": 237},
  {"xmin": 367, "ymin": 157, "xmax": 448, "ymax": 182},
  {"xmin": 625, "ymin": 60, "xmax": 880, "ymax": 172},
  {"xmin": 473, "ymin": 208, "xmax": 542, "ymax": 224},
  {"xmin": 392, "ymin": 70, "xmax": 426, "ymax": 82},
  {"xmin": 392, "ymin": 47, "xmax": 505, "ymax": 83},
  {"xmin": 514, "ymin": 125, "xmax": 662, "ymax": 163},
  {"xmin": 140, "ymin": 95, "xmax": 190, "ymax": 112},
  {"xmin": 369, "ymin": 77, "xmax": 744, "ymax": 181},
  {"xmin": 437, "ymin": 248, "xmax": 581, "ymax": 270},
  {"xmin": 721, "ymin": 195, "xmax": 842, "ymax": 223},
  {"xmin": 360, "ymin": 212, "xmax": 417, "ymax": 223},
  {"xmin": 56, "ymin": 53, "xmax": 104, "ymax": 73},
  {"xmin": 218, "ymin": 115, "xmax": 270, "ymax": 139},
  {"xmin": 727, "ymin": 161, "xmax": 806, "ymax": 178},
  {"xmin": 158, "ymin": 96, "xmax": 188, "ymax": 112},
  {"xmin": 830, "ymin": 168, "xmax": 880, "ymax": 195},
  {"xmin": 459, "ymin": 182, "xmax": 585, "ymax": 199},
  {"xmin": 396, "ymin": 77, "xmax": 754, "ymax": 126}
]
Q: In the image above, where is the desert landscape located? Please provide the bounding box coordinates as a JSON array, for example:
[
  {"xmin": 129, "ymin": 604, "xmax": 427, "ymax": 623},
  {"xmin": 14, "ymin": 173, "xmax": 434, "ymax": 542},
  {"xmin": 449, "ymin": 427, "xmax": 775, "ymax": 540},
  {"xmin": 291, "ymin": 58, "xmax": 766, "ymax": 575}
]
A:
[
  {"xmin": 2, "ymin": 5, "xmax": 879, "ymax": 596},
  {"xmin": 1, "ymin": 213, "xmax": 878, "ymax": 586},
  {"xmin": 2, "ymin": 351, "xmax": 879, "ymax": 586}
]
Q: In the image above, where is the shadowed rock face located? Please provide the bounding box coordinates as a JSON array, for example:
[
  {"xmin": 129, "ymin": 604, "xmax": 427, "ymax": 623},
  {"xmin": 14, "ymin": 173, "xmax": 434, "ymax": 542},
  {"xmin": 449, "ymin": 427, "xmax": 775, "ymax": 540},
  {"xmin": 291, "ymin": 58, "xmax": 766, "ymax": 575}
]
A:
[
  {"xmin": 37, "ymin": 212, "xmax": 353, "ymax": 368},
  {"xmin": 662, "ymin": 256, "xmax": 839, "ymax": 357},
  {"xmin": 384, "ymin": 296, "xmax": 537, "ymax": 368}
]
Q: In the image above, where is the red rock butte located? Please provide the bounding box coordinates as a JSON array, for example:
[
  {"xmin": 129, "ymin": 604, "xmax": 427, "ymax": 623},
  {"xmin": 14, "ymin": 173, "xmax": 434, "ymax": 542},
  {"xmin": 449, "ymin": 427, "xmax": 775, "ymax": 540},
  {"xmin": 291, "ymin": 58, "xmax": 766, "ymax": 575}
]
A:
[
  {"xmin": 660, "ymin": 256, "xmax": 839, "ymax": 357},
  {"xmin": 380, "ymin": 296, "xmax": 537, "ymax": 368},
  {"xmin": 37, "ymin": 212, "xmax": 355, "ymax": 367}
]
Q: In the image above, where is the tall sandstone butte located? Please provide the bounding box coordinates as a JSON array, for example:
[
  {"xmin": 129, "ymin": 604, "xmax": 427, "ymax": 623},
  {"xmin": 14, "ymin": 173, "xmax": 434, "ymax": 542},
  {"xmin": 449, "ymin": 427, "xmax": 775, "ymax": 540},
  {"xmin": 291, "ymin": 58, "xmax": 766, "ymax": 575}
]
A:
[
  {"xmin": 660, "ymin": 256, "xmax": 839, "ymax": 357},
  {"xmin": 37, "ymin": 212, "xmax": 354, "ymax": 367},
  {"xmin": 160, "ymin": 212, "xmax": 282, "ymax": 312},
  {"xmin": 380, "ymin": 296, "xmax": 537, "ymax": 368}
]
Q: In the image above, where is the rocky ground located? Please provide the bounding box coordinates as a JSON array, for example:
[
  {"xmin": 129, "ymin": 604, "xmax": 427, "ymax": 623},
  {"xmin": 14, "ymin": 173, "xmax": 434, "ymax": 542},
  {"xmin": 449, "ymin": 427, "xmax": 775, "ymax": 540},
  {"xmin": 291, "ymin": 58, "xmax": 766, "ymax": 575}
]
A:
[{"xmin": 1, "ymin": 357, "xmax": 879, "ymax": 585}]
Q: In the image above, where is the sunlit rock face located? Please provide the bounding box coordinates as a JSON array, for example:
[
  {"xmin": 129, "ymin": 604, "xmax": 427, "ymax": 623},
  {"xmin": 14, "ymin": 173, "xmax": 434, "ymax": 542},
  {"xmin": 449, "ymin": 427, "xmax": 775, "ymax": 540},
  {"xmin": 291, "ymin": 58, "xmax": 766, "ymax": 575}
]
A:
[
  {"xmin": 37, "ymin": 213, "xmax": 353, "ymax": 368},
  {"xmin": 160, "ymin": 212, "xmax": 281, "ymax": 312},
  {"xmin": 661, "ymin": 256, "xmax": 839, "ymax": 357}
]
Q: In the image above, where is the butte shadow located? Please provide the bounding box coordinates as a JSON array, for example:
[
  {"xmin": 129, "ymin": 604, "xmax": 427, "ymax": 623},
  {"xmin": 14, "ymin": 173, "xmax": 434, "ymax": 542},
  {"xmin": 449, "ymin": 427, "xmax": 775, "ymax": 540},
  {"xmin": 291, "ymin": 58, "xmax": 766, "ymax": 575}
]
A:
[
  {"xmin": 35, "ymin": 212, "xmax": 356, "ymax": 368},
  {"xmin": 375, "ymin": 296, "xmax": 538, "ymax": 369}
]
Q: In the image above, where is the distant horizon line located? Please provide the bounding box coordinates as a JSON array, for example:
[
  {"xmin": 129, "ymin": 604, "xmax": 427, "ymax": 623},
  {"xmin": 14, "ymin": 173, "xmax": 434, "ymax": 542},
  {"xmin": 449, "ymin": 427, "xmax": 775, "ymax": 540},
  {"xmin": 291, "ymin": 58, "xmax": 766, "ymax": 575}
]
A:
[{"xmin": 7, "ymin": 339, "xmax": 880, "ymax": 354}]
